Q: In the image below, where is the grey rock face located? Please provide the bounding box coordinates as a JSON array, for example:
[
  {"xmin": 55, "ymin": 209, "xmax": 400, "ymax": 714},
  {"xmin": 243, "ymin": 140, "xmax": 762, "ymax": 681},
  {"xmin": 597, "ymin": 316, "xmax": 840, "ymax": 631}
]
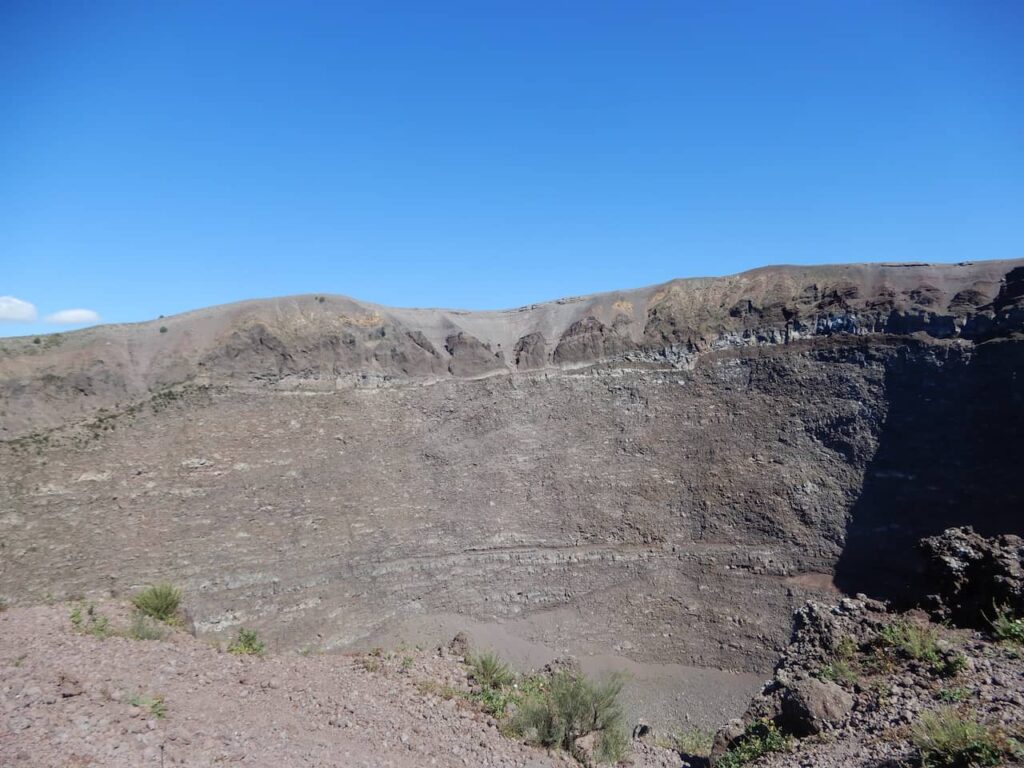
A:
[{"xmin": 445, "ymin": 332, "xmax": 505, "ymax": 377}]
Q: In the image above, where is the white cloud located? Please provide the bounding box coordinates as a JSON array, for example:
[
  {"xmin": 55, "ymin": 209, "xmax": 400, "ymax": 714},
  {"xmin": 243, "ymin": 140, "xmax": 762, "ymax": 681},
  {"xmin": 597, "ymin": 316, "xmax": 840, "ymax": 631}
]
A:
[
  {"xmin": 45, "ymin": 308, "xmax": 101, "ymax": 325},
  {"xmin": 0, "ymin": 296, "xmax": 38, "ymax": 322}
]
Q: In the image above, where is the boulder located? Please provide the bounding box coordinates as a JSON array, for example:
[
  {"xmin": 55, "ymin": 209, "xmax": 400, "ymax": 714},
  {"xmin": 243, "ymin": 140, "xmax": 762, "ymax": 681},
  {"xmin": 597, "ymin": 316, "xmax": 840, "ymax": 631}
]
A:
[
  {"xmin": 710, "ymin": 718, "xmax": 746, "ymax": 758},
  {"xmin": 779, "ymin": 678, "xmax": 854, "ymax": 736}
]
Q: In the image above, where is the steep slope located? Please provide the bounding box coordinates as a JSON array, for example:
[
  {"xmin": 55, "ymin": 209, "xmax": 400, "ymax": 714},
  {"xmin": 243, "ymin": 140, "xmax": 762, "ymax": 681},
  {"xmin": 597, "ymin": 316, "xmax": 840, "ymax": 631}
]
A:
[{"xmin": 1, "ymin": 260, "xmax": 1022, "ymax": 709}]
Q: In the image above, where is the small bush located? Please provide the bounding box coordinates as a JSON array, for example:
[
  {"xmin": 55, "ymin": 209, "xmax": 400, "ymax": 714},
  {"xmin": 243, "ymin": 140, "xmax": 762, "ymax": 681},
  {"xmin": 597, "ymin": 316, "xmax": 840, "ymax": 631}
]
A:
[
  {"xmin": 911, "ymin": 709, "xmax": 1005, "ymax": 767},
  {"xmin": 672, "ymin": 727, "xmax": 715, "ymax": 757},
  {"xmin": 513, "ymin": 671, "xmax": 628, "ymax": 764},
  {"xmin": 875, "ymin": 619, "xmax": 964, "ymax": 677},
  {"xmin": 816, "ymin": 633, "xmax": 861, "ymax": 685},
  {"xmin": 132, "ymin": 584, "xmax": 181, "ymax": 623},
  {"xmin": 69, "ymin": 602, "xmax": 112, "ymax": 638},
  {"xmin": 129, "ymin": 613, "xmax": 167, "ymax": 641},
  {"xmin": 468, "ymin": 651, "xmax": 514, "ymax": 691},
  {"xmin": 228, "ymin": 627, "xmax": 265, "ymax": 656},
  {"xmin": 716, "ymin": 719, "xmax": 789, "ymax": 768},
  {"xmin": 936, "ymin": 687, "xmax": 971, "ymax": 704},
  {"xmin": 817, "ymin": 657, "xmax": 859, "ymax": 685},
  {"xmin": 159, "ymin": 326, "xmax": 168, "ymax": 333},
  {"xmin": 987, "ymin": 604, "xmax": 1024, "ymax": 646},
  {"xmin": 878, "ymin": 620, "xmax": 941, "ymax": 661}
]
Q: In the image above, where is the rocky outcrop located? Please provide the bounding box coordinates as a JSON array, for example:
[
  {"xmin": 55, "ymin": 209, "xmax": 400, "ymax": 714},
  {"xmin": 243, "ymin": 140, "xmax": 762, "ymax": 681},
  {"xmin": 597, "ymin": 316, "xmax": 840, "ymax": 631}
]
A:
[
  {"xmin": 714, "ymin": 530, "xmax": 1024, "ymax": 767},
  {"xmin": 553, "ymin": 316, "xmax": 634, "ymax": 365},
  {"xmin": 444, "ymin": 332, "xmax": 505, "ymax": 377},
  {"xmin": 920, "ymin": 526, "xmax": 1024, "ymax": 627},
  {"xmin": 513, "ymin": 332, "xmax": 548, "ymax": 370}
]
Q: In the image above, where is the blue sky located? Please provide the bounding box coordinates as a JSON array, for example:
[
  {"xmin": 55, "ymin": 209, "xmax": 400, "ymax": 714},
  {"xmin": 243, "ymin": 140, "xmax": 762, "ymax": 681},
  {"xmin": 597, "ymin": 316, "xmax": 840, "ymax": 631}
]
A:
[{"xmin": 2, "ymin": 1, "xmax": 1022, "ymax": 337}]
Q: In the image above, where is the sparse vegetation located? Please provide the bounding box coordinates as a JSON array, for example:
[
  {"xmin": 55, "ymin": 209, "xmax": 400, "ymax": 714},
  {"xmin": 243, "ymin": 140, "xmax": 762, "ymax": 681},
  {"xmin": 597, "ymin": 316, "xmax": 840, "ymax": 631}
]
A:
[
  {"xmin": 817, "ymin": 634, "xmax": 860, "ymax": 685},
  {"xmin": 159, "ymin": 326, "xmax": 168, "ymax": 333},
  {"xmin": 513, "ymin": 670, "xmax": 629, "ymax": 764},
  {"xmin": 911, "ymin": 709, "xmax": 1008, "ymax": 768},
  {"xmin": 227, "ymin": 627, "xmax": 265, "ymax": 656},
  {"xmin": 715, "ymin": 719, "xmax": 790, "ymax": 768},
  {"xmin": 128, "ymin": 693, "xmax": 167, "ymax": 719},
  {"xmin": 69, "ymin": 602, "xmax": 112, "ymax": 638},
  {"xmin": 415, "ymin": 678, "xmax": 460, "ymax": 700},
  {"xmin": 131, "ymin": 583, "xmax": 181, "ymax": 623},
  {"xmin": 936, "ymin": 686, "xmax": 971, "ymax": 704},
  {"xmin": 874, "ymin": 619, "xmax": 965, "ymax": 677},
  {"xmin": 671, "ymin": 726, "xmax": 715, "ymax": 757},
  {"xmin": 987, "ymin": 604, "xmax": 1024, "ymax": 646},
  {"xmin": 468, "ymin": 651, "xmax": 514, "ymax": 690},
  {"xmin": 128, "ymin": 612, "xmax": 167, "ymax": 641}
]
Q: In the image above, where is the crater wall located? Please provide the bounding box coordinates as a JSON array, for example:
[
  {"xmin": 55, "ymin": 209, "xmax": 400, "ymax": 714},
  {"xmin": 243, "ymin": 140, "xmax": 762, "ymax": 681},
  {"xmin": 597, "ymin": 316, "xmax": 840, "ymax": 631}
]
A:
[{"xmin": 1, "ymin": 261, "xmax": 1022, "ymax": 674}]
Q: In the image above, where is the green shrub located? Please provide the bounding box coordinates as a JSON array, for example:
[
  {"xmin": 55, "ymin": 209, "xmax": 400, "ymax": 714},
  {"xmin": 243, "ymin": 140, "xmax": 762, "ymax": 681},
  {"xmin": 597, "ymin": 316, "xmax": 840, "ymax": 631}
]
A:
[
  {"xmin": 877, "ymin": 620, "xmax": 941, "ymax": 661},
  {"xmin": 912, "ymin": 709, "xmax": 1005, "ymax": 767},
  {"xmin": 875, "ymin": 619, "xmax": 964, "ymax": 677},
  {"xmin": 987, "ymin": 604, "xmax": 1024, "ymax": 646},
  {"xmin": 672, "ymin": 727, "xmax": 714, "ymax": 757},
  {"xmin": 132, "ymin": 584, "xmax": 181, "ymax": 623},
  {"xmin": 513, "ymin": 671, "xmax": 628, "ymax": 764},
  {"xmin": 227, "ymin": 627, "xmax": 265, "ymax": 656},
  {"xmin": 817, "ymin": 657, "xmax": 859, "ymax": 685},
  {"xmin": 716, "ymin": 719, "xmax": 789, "ymax": 768},
  {"xmin": 468, "ymin": 651, "xmax": 514, "ymax": 691}
]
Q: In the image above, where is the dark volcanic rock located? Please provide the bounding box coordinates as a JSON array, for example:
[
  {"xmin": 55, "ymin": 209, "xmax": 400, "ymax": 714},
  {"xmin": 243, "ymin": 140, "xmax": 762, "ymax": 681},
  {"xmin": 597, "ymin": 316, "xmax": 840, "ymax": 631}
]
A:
[
  {"xmin": 513, "ymin": 331, "xmax": 548, "ymax": 369},
  {"xmin": 779, "ymin": 678, "xmax": 853, "ymax": 736},
  {"xmin": 444, "ymin": 332, "xmax": 505, "ymax": 377},
  {"xmin": 552, "ymin": 315, "xmax": 633, "ymax": 364},
  {"xmin": 920, "ymin": 526, "xmax": 1024, "ymax": 627}
]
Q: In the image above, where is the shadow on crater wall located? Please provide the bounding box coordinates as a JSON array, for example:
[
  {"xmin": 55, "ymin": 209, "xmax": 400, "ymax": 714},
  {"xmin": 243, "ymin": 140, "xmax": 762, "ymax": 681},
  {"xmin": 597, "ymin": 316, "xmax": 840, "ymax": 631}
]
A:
[{"xmin": 834, "ymin": 337, "xmax": 1024, "ymax": 602}]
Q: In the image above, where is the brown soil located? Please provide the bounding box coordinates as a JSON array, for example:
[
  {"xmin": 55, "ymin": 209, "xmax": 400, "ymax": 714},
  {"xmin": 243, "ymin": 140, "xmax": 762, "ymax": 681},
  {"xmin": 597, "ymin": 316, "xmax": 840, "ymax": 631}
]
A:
[{"xmin": 1, "ymin": 601, "xmax": 631, "ymax": 767}]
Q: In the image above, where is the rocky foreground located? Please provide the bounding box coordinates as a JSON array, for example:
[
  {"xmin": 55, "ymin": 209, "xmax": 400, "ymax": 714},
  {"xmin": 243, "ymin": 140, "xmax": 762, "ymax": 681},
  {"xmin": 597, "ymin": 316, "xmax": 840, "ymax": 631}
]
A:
[
  {"xmin": 0, "ymin": 599, "xmax": 681, "ymax": 768},
  {"xmin": 2, "ymin": 530, "xmax": 1023, "ymax": 768},
  {"xmin": 706, "ymin": 527, "xmax": 1024, "ymax": 768}
]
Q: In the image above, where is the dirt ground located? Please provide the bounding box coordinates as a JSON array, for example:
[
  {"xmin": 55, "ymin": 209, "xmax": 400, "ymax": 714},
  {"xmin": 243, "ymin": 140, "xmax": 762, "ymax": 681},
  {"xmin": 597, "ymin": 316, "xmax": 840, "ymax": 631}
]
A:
[{"xmin": 0, "ymin": 601, "xmax": 687, "ymax": 768}]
